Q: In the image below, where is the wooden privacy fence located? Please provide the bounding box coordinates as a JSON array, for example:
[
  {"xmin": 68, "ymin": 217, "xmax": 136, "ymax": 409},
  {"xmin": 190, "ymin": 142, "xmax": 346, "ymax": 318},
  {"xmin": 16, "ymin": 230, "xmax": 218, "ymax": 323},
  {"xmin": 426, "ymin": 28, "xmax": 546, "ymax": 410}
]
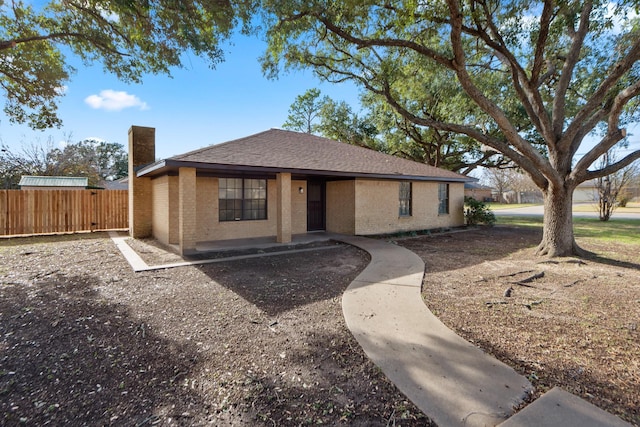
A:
[{"xmin": 0, "ymin": 190, "xmax": 128, "ymax": 236}]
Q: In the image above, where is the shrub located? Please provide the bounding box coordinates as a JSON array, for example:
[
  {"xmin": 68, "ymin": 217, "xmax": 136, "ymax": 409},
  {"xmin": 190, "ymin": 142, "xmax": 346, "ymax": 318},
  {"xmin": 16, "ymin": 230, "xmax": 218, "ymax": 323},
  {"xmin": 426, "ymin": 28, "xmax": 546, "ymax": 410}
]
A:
[
  {"xmin": 464, "ymin": 196, "xmax": 496, "ymax": 226},
  {"xmin": 618, "ymin": 189, "xmax": 631, "ymax": 208}
]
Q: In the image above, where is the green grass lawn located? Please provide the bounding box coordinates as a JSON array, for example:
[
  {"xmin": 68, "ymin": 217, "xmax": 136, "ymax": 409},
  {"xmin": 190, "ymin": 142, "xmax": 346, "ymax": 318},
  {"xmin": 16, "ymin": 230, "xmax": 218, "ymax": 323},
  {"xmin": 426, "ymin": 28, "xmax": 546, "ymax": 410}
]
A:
[
  {"xmin": 487, "ymin": 203, "xmax": 540, "ymax": 210},
  {"xmin": 497, "ymin": 215, "xmax": 640, "ymax": 245}
]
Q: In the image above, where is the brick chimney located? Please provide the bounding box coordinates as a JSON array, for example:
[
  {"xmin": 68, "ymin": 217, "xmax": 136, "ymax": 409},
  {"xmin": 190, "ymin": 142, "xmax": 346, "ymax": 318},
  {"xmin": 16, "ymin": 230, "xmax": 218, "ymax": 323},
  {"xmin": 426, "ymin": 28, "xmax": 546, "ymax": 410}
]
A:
[{"xmin": 128, "ymin": 126, "xmax": 155, "ymax": 238}]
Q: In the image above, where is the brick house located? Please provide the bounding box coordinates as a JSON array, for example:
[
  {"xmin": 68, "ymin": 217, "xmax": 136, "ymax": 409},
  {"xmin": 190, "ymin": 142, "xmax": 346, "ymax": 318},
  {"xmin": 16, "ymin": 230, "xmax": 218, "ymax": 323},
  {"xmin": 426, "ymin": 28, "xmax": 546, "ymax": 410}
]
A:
[
  {"xmin": 128, "ymin": 126, "xmax": 471, "ymax": 255},
  {"xmin": 464, "ymin": 182, "xmax": 494, "ymax": 202}
]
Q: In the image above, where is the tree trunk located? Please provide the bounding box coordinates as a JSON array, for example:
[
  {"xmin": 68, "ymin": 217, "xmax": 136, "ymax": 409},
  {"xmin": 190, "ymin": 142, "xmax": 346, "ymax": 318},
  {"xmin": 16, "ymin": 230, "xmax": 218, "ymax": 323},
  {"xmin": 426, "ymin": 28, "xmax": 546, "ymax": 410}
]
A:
[
  {"xmin": 537, "ymin": 184, "xmax": 584, "ymax": 257},
  {"xmin": 599, "ymin": 196, "xmax": 613, "ymax": 221}
]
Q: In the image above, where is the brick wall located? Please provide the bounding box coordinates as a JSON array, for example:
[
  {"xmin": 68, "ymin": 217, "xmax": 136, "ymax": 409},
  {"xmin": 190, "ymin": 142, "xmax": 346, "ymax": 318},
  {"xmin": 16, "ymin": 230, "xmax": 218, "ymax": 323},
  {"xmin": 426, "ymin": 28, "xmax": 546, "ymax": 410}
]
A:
[
  {"xmin": 196, "ymin": 176, "xmax": 217, "ymax": 239},
  {"xmin": 326, "ymin": 180, "xmax": 356, "ymax": 234},
  {"xmin": 178, "ymin": 167, "xmax": 197, "ymax": 254},
  {"xmin": 128, "ymin": 126, "xmax": 155, "ymax": 238},
  {"xmin": 151, "ymin": 175, "xmax": 169, "ymax": 245},
  {"xmin": 291, "ymin": 180, "xmax": 307, "ymax": 234},
  {"xmin": 151, "ymin": 173, "xmax": 465, "ymax": 245},
  {"xmin": 151, "ymin": 175, "xmax": 179, "ymax": 245},
  {"xmin": 276, "ymin": 172, "xmax": 292, "ymax": 243},
  {"xmin": 187, "ymin": 178, "xmax": 309, "ymax": 242},
  {"xmin": 197, "ymin": 179, "xmax": 277, "ymax": 241},
  {"xmin": 354, "ymin": 179, "xmax": 465, "ymax": 235}
]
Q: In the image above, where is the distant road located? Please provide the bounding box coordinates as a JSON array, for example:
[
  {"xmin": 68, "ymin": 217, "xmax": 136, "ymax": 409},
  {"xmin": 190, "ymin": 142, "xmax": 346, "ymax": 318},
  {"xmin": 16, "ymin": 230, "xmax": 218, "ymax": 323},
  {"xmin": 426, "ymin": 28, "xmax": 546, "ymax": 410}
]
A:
[{"xmin": 492, "ymin": 204, "xmax": 640, "ymax": 220}]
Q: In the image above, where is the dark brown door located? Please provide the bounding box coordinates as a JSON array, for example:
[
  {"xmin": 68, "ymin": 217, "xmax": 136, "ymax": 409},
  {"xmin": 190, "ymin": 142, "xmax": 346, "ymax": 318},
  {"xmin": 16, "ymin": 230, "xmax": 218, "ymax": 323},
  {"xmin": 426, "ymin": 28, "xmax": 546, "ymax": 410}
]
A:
[{"xmin": 307, "ymin": 181, "xmax": 325, "ymax": 231}]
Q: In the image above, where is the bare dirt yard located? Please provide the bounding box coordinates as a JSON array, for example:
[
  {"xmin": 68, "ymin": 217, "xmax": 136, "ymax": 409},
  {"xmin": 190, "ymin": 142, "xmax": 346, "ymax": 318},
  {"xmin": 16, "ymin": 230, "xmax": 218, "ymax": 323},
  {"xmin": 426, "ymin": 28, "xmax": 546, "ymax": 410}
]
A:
[
  {"xmin": 0, "ymin": 234, "xmax": 428, "ymax": 426},
  {"xmin": 399, "ymin": 226, "xmax": 639, "ymax": 425},
  {"xmin": 1, "ymin": 225, "xmax": 638, "ymax": 426}
]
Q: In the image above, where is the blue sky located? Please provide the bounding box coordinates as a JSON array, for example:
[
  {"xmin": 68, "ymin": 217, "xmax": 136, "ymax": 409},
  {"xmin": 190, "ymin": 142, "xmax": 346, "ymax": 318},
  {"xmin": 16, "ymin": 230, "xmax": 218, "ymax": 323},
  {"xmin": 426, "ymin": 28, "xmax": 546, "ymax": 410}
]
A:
[{"xmin": 0, "ymin": 33, "xmax": 362, "ymax": 160}]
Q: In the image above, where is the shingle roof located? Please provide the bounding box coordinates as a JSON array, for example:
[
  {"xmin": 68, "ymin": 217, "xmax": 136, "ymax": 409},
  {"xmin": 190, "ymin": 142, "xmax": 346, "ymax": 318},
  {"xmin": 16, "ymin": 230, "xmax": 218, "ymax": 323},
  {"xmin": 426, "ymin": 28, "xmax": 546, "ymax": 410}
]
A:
[
  {"xmin": 19, "ymin": 176, "xmax": 88, "ymax": 187},
  {"xmin": 139, "ymin": 129, "xmax": 471, "ymax": 182},
  {"xmin": 464, "ymin": 181, "xmax": 490, "ymax": 190}
]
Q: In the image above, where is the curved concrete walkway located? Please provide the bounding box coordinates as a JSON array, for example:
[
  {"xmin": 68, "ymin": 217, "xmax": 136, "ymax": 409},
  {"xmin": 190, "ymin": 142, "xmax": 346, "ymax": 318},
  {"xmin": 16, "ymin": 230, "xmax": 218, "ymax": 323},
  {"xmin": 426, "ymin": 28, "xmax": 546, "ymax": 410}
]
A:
[
  {"xmin": 338, "ymin": 235, "xmax": 532, "ymax": 426},
  {"xmin": 338, "ymin": 235, "xmax": 632, "ymax": 427}
]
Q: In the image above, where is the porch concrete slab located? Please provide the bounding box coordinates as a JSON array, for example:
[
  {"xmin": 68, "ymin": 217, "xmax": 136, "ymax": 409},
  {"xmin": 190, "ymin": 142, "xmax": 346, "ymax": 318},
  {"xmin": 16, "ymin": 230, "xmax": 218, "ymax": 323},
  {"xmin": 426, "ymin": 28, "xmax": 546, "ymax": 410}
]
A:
[
  {"xmin": 195, "ymin": 232, "xmax": 335, "ymax": 252},
  {"xmin": 111, "ymin": 232, "xmax": 345, "ymax": 272},
  {"xmin": 337, "ymin": 236, "xmax": 532, "ymax": 427},
  {"xmin": 499, "ymin": 387, "xmax": 632, "ymax": 427}
]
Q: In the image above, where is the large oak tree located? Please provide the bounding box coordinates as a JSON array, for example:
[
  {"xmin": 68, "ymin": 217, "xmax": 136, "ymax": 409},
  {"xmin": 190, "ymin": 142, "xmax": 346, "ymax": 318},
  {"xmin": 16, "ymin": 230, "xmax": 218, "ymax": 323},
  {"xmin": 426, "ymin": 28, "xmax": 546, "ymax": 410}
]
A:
[
  {"xmin": 0, "ymin": 0, "xmax": 250, "ymax": 129},
  {"xmin": 360, "ymin": 89, "xmax": 513, "ymax": 174},
  {"xmin": 260, "ymin": 0, "xmax": 640, "ymax": 257}
]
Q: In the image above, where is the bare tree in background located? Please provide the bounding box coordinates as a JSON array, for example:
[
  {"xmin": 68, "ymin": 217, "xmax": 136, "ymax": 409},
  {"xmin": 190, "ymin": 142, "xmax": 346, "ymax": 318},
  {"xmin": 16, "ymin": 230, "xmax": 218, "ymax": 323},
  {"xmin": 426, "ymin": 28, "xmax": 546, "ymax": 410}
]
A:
[
  {"xmin": 483, "ymin": 168, "xmax": 513, "ymax": 203},
  {"xmin": 595, "ymin": 150, "xmax": 638, "ymax": 221},
  {"xmin": 508, "ymin": 171, "xmax": 542, "ymax": 204},
  {"xmin": 0, "ymin": 138, "xmax": 127, "ymax": 188},
  {"xmin": 0, "ymin": 139, "xmax": 60, "ymax": 188}
]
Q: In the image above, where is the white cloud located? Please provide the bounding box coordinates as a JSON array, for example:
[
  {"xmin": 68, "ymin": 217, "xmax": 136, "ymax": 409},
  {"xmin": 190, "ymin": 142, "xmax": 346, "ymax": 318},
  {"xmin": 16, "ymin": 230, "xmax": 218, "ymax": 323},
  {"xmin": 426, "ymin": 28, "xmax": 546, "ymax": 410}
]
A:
[
  {"xmin": 55, "ymin": 85, "xmax": 68, "ymax": 95},
  {"xmin": 85, "ymin": 89, "xmax": 149, "ymax": 112}
]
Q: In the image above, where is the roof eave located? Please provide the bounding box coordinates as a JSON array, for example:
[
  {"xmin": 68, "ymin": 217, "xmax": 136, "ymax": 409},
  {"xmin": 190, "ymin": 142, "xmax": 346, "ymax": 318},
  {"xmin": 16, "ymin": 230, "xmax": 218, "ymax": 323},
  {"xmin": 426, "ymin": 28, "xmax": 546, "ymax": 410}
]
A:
[
  {"xmin": 136, "ymin": 159, "xmax": 169, "ymax": 177},
  {"xmin": 137, "ymin": 159, "xmax": 473, "ymax": 182}
]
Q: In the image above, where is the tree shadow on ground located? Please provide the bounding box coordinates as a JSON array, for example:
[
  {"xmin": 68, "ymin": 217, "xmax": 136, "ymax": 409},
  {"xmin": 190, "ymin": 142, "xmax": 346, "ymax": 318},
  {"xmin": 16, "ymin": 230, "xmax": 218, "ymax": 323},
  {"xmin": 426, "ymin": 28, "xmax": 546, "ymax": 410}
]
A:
[
  {"xmin": 197, "ymin": 245, "xmax": 370, "ymax": 316},
  {"xmin": 0, "ymin": 273, "xmax": 204, "ymax": 426},
  {"xmin": 400, "ymin": 226, "xmax": 640, "ymax": 273},
  {"xmin": 398, "ymin": 226, "xmax": 542, "ymax": 274},
  {"xmin": 235, "ymin": 330, "xmax": 433, "ymax": 426},
  {"xmin": 583, "ymin": 253, "xmax": 640, "ymax": 271},
  {"xmin": 464, "ymin": 335, "xmax": 639, "ymax": 425}
]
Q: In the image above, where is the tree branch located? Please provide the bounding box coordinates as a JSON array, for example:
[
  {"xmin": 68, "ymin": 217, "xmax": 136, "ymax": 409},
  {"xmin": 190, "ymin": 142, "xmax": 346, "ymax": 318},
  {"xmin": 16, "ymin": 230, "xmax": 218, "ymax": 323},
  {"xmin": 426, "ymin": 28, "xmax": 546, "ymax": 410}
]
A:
[
  {"xmin": 607, "ymin": 78, "xmax": 640, "ymax": 131},
  {"xmin": 378, "ymin": 77, "xmax": 548, "ymax": 187},
  {"xmin": 66, "ymin": 1, "xmax": 130, "ymax": 44},
  {"xmin": 459, "ymin": 5, "xmax": 554, "ymax": 145},
  {"xmin": 446, "ymin": 0, "xmax": 554, "ymax": 187},
  {"xmin": 315, "ymin": 15, "xmax": 454, "ymax": 69},
  {"xmin": 561, "ymin": 34, "xmax": 640, "ymax": 150},
  {"xmin": 572, "ymin": 79, "xmax": 640, "ymax": 172},
  {"xmin": 572, "ymin": 128, "xmax": 627, "ymax": 179},
  {"xmin": 582, "ymin": 150, "xmax": 640, "ymax": 181},
  {"xmin": 0, "ymin": 32, "xmax": 128, "ymax": 56},
  {"xmin": 460, "ymin": 151, "xmax": 510, "ymax": 175},
  {"xmin": 552, "ymin": 2, "xmax": 593, "ymax": 139},
  {"xmin": 531, "ymin": 1, "xmax": 554, "ymax": 84}
]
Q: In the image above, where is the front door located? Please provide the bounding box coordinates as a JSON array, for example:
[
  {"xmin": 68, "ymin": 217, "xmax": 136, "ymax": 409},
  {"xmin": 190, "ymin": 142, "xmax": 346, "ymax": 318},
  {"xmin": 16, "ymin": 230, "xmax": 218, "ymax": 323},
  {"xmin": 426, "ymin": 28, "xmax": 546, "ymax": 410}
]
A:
[{"xmin": 307, "ymin": 181, "xmax": 325, "ymax": 231}]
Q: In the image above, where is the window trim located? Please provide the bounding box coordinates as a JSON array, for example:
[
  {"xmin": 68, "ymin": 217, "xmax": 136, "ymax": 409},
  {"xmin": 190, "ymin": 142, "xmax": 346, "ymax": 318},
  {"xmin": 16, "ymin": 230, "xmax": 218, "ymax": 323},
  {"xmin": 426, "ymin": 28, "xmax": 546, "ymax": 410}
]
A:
[
  {"xmin": 438, "ymin": 183, "xmax": 449, "ymax": 215},
  {"xmin": 399, "ymin": 181, "xmax": 412, "ymax": 217},
  {"xmin": 219, "ymin": 178, "xmax": 267, "ymax": 222}
]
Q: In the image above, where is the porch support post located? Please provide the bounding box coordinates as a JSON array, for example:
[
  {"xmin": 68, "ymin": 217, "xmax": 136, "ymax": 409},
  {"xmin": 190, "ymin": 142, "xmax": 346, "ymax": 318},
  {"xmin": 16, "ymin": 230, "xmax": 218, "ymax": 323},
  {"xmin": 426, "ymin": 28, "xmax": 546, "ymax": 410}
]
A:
[
  {"xmin": 276, "ymin": 172, "xmax": 292, "ymax": 243},
  {"xmin": 178, "ymin": 167, "xmax": 197, "ymax": 255}
]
